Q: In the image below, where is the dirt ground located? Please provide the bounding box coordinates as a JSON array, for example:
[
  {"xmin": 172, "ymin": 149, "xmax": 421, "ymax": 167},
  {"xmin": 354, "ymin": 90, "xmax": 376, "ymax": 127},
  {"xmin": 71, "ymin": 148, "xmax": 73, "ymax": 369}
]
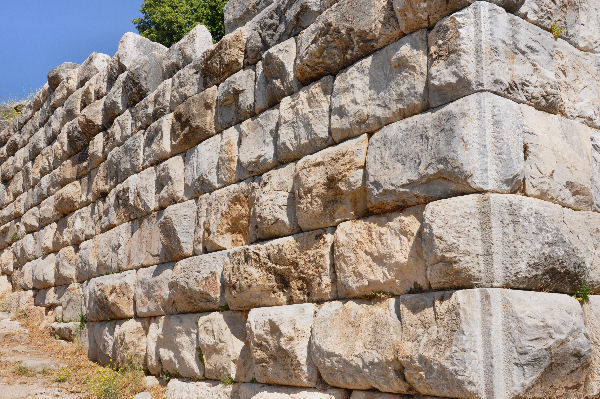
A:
[{"xmin": 0, "ymin": 308, "xmax": 166, "ymax": 399}]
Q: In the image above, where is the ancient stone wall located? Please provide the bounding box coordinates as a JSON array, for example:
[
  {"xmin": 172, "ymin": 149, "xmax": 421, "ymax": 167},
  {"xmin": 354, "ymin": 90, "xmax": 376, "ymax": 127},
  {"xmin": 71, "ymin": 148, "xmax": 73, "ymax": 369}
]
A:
[{"xmin": 1, "ymin": 0, "xmax": 600, "ymax": 397}]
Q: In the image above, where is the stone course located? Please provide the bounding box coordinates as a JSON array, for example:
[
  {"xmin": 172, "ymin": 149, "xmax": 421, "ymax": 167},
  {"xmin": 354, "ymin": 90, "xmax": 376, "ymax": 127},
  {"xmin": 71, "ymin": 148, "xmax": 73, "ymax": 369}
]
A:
[{"xmin": 1, "ymin": 0, "xmax": 599, "ymax": 397}]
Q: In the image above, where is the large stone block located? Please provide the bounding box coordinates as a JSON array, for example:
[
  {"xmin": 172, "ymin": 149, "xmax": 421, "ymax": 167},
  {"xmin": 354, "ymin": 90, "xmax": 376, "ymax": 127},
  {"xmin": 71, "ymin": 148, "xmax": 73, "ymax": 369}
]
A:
[
  {"xmin": 48, "ymin": 62, "xmax": 78, "ymax": 90},
  {"xmin": 236, "ymin": 383, "xmax": 350, "ymax": 399},
  {"xmin": 106, "ymin": 131, "xmax": 144, "ymax": 186},
  {"xmin": 170, "ymin": 86, "xmax": 218, "ymax": 154},
  {"xmin": 277, "ymin": 76, "xmax": 333, "ymax": 163},
  {"xmin": 421, "ymin": 194, "xmax": 598, "ymax": 293},
  {"xmin": 247, "ymin": 303, "xmax": 318, "ymax": 387},
  {"xmin": 201, "ymin": 28, "xmax": 246, "ymax": 87},
  {"xmin": 295, "ymin": 134, "xmax": 368, "ymax": 231},
  {"xmin": 168, "ymin": 252, "xmax": 227, "ymax": 313},
  {"xmin": 77, "ymin": 52, "xmax": 110, "ymax": 89},
  {"xmin": 56, "ymin": 246, "xmax": 78, "ymax": 286},
  {"xmin": 156, "ymin": 155, "xmax": 185, "ymax": 208},
  {"xmin": 428, "ymin": 1, "xmax": 600, "ymax": 128},
  {"xmin": 197, "ymin": 311, "xmax": 254, "ymax": 381},
  {"xmin": 366, "ymin": 93, "xmax": 524, "ymax": 212},
  {"xmin": 334, "ymin": 206, "xmax": 428, "ymax": 298},
  {"xmin": 143, "ymin": 114, "xmax": 174, "ymax": 169},
  {"xmin": 135, "ymin": 263, "xmax": 175, "ymax": 317},
  {"xmin": 330, "ymin": 30, "xmax": 427, "ymax": 142},
  {"xmin": 184, "ymin": 134, "xmax": 223, "ymax": 198},
  {"xmin": 225, "ymin": 229, "xmax": 336, "ymax": 310},
  {"xmin": 594, "ymin": 130, "xmax": 600, "ymax": 212},
  {"xmin": 78, "ymin": 99, "xmax": 106, "ymax": 138},
  {"xmin": 250, "ymin": 163, "xmax": 300, "ymax": 240},
  {"xmin": 238, "ymin": 107, "xmax": 279, "ymax": 178},
  {"xmin": 108, "ymin": 32, "xmax": 167, "ymax": 87},
  {"xmin": 170, "ymin": 61, "xmax": 204, "ymax": 111},
  {"xmin": 224, "ymin": 0, "xmax": 274, "ymax": 33},
  {"xmin": 85, "ymin": 270, "xmax": 136, "ymax": 322},
  {"xmin": 131, "ymin": 78, "xmax": 173, "ymax": 134},
  {"xmin": 164, "ymin": 24, "xmax": 213, "ymax": 77},
  {"xmin": 113, "ymin": 318, "xmax": 148, "ymax": 368},
  {"xmin": 311, "ymin": 299, "xmax": 411, "ymax": 393},
  {"xmin": 166, "ymin": 379, "xmax": 232, "ymax": 399},
  {"xmin": 399, "ymin": 289, "xmax": 592, "ymax": 398},
  {"xmin": 31, "ymin": 253, "xmax": 57, "ymax": 290},
  {"xmin": 583, "ymin": 296, "xmax": 600, "ymax": 397},
  {"xmin": 158, "ymin": 200, "xmax": 196, "ymax": 261},
  {"xmin": 295, "ymin": 0, "xmax": 402, "ymax": 84},
  {"xmin": 217, "ymin": 68, "xmax": 256, "ymax": 131}
]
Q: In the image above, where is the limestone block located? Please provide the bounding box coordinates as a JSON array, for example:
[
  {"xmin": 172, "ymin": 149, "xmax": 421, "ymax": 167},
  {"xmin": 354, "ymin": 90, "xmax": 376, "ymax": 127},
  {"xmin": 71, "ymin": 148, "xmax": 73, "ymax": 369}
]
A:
[
  {"xmin": 62, "ymin": 119, "xmax": 88, "ymax": 156},
  {"xmin": 170, "ymin": 86, "xmax": 218, "ymax": 154},
  {"xmin": 124, "ymin": 51, "xmax": 166, "ymax": 106},
  {"xmin": 399, "ymin": 289, "xmax": 592, "ymax": 398},
  {"xmin": 63, "ymin": 87, "xmax": 84, "ymax": 123},
  {"xmin": 277, "ymin": 76, "xmax": 333, "ymax": 163},
  {"xmin": 143, "ymin": 114, "xmax": 173, "ymax": 169},
  {"xmin": 104, "ymin": 73, "xmax": 129, "ymax": 123},
  {"xmin": 237, "ymin": 384, "xmax": 350, "ymax": 398},
  {"xmin": 50, "ymin": 69, "xmax": 78, "ymax": 111},
  {"xmin": 70, "ymin": 203, "xmax": 98, "ymax": 243},
  {"xmin": 217, "ymin": 68, "xmax": 256, "ymax": 131},
  {"xmin": 13, "ymin": 261, "xmax": 33, "ymax": 291},
  {"xmin": 168, "ymin": 251, "xmax": 227, "ymax": 313},
  {"xmin": 594, "ymin": 130, "xmax": 600, "ymax": 212},
  {"xmin": 312, "ymin": 299, "xmax": 411, "ymax": 393},
  {"xmin": 50, "ymin": 322, "xmax": 80, "ymax": 342},
  {"xmin": 88, "ymin": 132, "xmax": 105, "ymax": 171},
  {"xmin": 166, "ymin": 379, "xmax": 233, "ymax": 399},
  {"xmin": 158, "ymin": 200, "xmax": 196, "ymax": 261},
  {"xmin": 331, "ymin": 30, "xmax": 428, "ymax": 142},
  {"xmin": 204, "ymin": 181, "xmax": 256, "ymax": 252},
  {"xmin": 60, "ymin": 283, "xmax": 84, "ymax": 322},
  {"xmin": 164, "ymin": 24, "xmax": 213, "ymax": 77},
  {"xmin": 114, "ymin": 318, "xmax": 148, "ymax": 368},
  {"xmin": 78, "ymin": 99, "xmax": 106, "ymax": 138},
  {"xmin": 0, "ymin": 275, "xmax": 10, "ymax": 298},
  {"xmin": 104, "ymin": 110, "xmax": 132, "ymax": 156},
  {"xmin": 256, "ymin": 38, "xmax": 301, "ymax": 112},
  {"xmin": 77, "ymin": 52, "xmax": 110, "ymax": 89},
  {"xmin": 130, "ymin": 78, "xmax": 173, "ymax": 134},
  {"xmin": 54, "ymin": 181, "xmax": 82, "ymax": 215},
  {"xmin": 48, "ymin": 62, "xmax": 78, "ymax": 90},
  {"xmin": 583, "ymin": 296, "xmax": 600, "ymax": 397},
  {"xmin": 201, "ymin": 28, "xmax": 247, "ymax": 87},
  {"xmin": 428, "ymin": 1, "xmax": 600, "ymax": 128},
  {"xmin": 156, "ymin": 155, "xmax": 185, "ymax": 208},
  {"xmin": 77, "ymin": 239, "xmax": 97, "ymax": 282},
  {"xmin": 0, "ymin": 250, "xmax": 13, "ymax": 275},
  {"xmin": 250, "ymin": 163, "xmax": 299, "ymax": 240},
  {"xmin": 421, "ymin": 194, "xmax": 598, "ymax": 293},
  {"xmin": 184, "ymin": 134, "xmax": 223, "ymax": 197},
  {"xmin": 295, "ymin": 0, "xmax": 401, "ymax": 84},
  {"xmin": 238, "ymin": 107, "xmax": 279, "ymax": 178},
  {"xmin": 197, "ymin": 311, "xmax": 254, "ymax": 381},
  {"xmin": 224, "ymin": 0, "xmax": 274, "ymax": 33},
  {"xmin": 21, "ymin": 206, "xmax": 39, "ymax": 233},
  {"xmin": 135, "ymin": 263, "xmax": 175, "ymax": 317},
  {"xmin": 106, "ymin": 132, "xmax": 144, "ymax": 186},
  {"xmin": 88, "ymin": 321, "xmax": 117, "ymax": 365},
  {"xmin": 247, "ymin": 303, "xmax": 318, "ymax": 387},
  {"xmin": 56, "ymin": 246, "xmax": 78, "ymax": 286},
  {"xmin": 150, "ymin": 314, "xmax": 204, "ymax": 379},
  {"xmin": 366, "ymin": 93, "xmax": 524, "ymax": 212},
  {"xmin": 32, "ymin": 253, "xmax": 57, "ymax": 290},
  {"xmin": 522, "ymin": 103, "xmax": 594, "ymax": 210},
  {"xmin": 334, "ymin": 206, "xmax": 427, "ymax": 298},
  {"xmin": 225, "ymin": 229, "xmax": 336, "ymax": 309},
  {"xmin": 124, "ymin": 214, "xmax": 161, "ymax": 271},
  {"xmin": 170, "ymin": 61, "xmax": 205, "ymax": 110},
  {"xmin": 108, "ymin": 32, "xmax": 167, "ymax": 86},
  {"xmin": 85, "ymin": 270, "xmax": 136, "ymax": 322},
  {"xmin": 295, "ymin": 134, "xmax": 368, "ymax": 231}
]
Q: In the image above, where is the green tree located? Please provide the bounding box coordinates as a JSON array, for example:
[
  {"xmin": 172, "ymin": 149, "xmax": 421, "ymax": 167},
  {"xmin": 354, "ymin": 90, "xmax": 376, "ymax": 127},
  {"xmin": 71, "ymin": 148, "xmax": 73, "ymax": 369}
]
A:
[{"xmin": 132, "ymin": 0, "xmax": 228, "ymax": 47}]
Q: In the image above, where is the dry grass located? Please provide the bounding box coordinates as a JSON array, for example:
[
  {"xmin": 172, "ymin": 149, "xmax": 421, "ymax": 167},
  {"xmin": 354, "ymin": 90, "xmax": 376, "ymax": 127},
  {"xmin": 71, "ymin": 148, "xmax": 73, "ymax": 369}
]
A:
[{"xmin": 1, "ymin": 308, "xmax": 166, "ymax": 399}]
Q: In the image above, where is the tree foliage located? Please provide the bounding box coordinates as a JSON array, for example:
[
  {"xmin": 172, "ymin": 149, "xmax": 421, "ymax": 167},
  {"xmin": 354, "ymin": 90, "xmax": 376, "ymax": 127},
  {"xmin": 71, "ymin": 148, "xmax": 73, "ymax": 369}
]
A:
[{"xmin": 132, "ymin": 0, "xmax": 228, "ymax": 47}]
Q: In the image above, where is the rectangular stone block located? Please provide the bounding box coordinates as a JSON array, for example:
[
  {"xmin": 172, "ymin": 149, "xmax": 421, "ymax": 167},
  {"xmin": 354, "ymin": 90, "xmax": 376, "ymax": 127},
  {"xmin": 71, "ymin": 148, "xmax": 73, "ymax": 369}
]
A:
[
  {"xmin": 31, "ymin": 253, "xmax": 56, "ymax": 290},
  {"xmin": 164, "ymin": 24, "xmax": 213, "ymax": 77},
  {"xmin": 170, "ymin": 86, "xmax": 217, "ymax": 154},
  {"xmin": 85, "ymin": 270, "xmax": 136, "ymax": 322},
  {"xmin": 247, "ymin": 303, "xmax": 318, "ymax": 387},
  {"xmin": 135, "ymin": 263, "xmax": 175, "ymax": 317},
  {"xmin": 158, "ymin": 200, "xmax": 197, "ymax": 262},
  {"xmin": 238, "ymin": 107, "xmax": 279, "ymax": 178},
  {"xmin": 330, "ymin": 30, "xmax": 428, "ymax": 143},
  {"xmin": 366, "ymin": 92, "xmax": 524, "ymax": 212},
  {"xmin": 592, "ymin": 129, "xmax": 600, "ymax": 212},
  {"xmin": 156, "ymin": 155, "xmax": 185, "ymax": 208},
  {"xmin": 583, "ymin": 296, "xmax": 600, "ymax": 398},
  {"xmin": 236, "ymin": 383, "xmax": 349, "ymax": 399},
  {"xmin": 294, "ymin": 134, "xmax": 368, "ymax": 231},
  {"xmin": 143, "ymin": 114, "xmax": 173, "ymax": 169},
  {"xmin": 225, "ymin": 229, "xmax": 336, "ymax": 310},
  {"xmin": 130, "ymin": 78, "xmax": 173, "ymax": 134},
  {"xmin": 277, "ymin": 76, "xmax": 333, "ymax": 163},
  {"xmin": 217, "ymin": 68, "xmax": 256, "ymax": 131},
  {"xmin": 170, "ymin": 61, "xmax": 204, "ymax": 111},
  {"xmin": 106, "ymin": 131, "xmax": 144, "ymax": 186},
  {"xmin": 428, "ymin": 1, "xmax": 600, "ymax": 128},
  {"xmin": 166, "ymin": 380, "xmax": 232, "ymax": 399},
  {"xmin": 201, "ymin": 28, "xmax": 246, "ymax": 87}
]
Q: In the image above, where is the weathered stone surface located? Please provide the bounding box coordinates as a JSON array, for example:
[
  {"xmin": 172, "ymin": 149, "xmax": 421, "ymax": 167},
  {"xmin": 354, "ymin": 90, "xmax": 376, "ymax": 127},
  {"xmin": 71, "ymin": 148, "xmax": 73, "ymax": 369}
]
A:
[
  {"xmin": 105, "ymin": 110, "xmax": 132, "ymax": 156},
  {"xmin": 166, "ymin": 379, "xmax": 232, "ymax": 399},
  {"xmin": 217, "ymin": 68, "xmax": 256, "ymax": 131},
  {"xmin": 236, "ymin": 383, "xmax": 350, "ymax": 399},
  {"xmin": 150, "ymin": 314, "xmax": 204, "ymax": 379},
  {"xmin": 124, "ymin": 51, "xmax": 166, "ymax": 106},
  {"xmin": 331, "ymin": 30, "xmax": 427, "ymax": 142},
  {"xmin": 123, "ymin": 214, "xmax": 160, "ymax": 271},
  {"xmin": 108, "ymin": 32, "xmax": 167, "ymax": 86},
  {"xmin": 238, "ymin": 107, "xmax": 279, "ymax": 178},
  {"xmin": 250, "ymin": 163, "xmax": 299, "ymax": 240},
  {"xmin": 277, "ymin": 76, "xmax": 333, "ymax": 163},
  {"xmin": 104, "ymin": 73, "xmax": 128, "ymax": 123},
  {"xmin": 135, "ymin": 263, "xmax": 175, "ymax": 317},
  {"xmin": 50, "ymin": 322, "xmax": 80, "ymax": 341},
  {"xmin": 225, "ymin": 229, "xmax": 336, "ymax": 309},
  {"xmin": 169, "ymin": 61, "xmax": 204, "ymax": 111},
  {"xmin": 399, "ymin": 289, "xmax": 592, "ymax": 398},
  {"xmin": 169, "ymin": 252, "xmax": 227, "ymax": 313},
  {"xmin": 428, "ymin": 1, "xmax": 600, "ymax": 128},
  {"xmin": 56, "ymin": 246, "xmax": 78, "ymax": 286},
  {"xmin": 0, "ymin": 275, "xmax": 11, "ymax": 297},
  {"xmin": 201, "ymin": 28, "xmax": 246, "ymax": 87},
  {"xmin": 48, "ymin": 62, "xmax": 79, "ymax": 90},
  {"xmin": 204, "ymin": 181, "xmax": 255, "ymax": 252},
  {"xmin": 87, "ymin": 321, "xmax": 117, "ymax": 365},
  {"xmin": 366, "ymin": 92, "xmax": 524, "ymax": 212},
  {"xmin": 77, "ymin": 52, "xmax": 110, "ymax": 89},
  {"xmin": 295, "ymin": 0, "xmax": 402, "ymax": 84},
  {"xmin": 311, "ymin": 299, "xmax": 411, "ymax": 393},
  {"xmin": 170, "ymin": 87, "xmax": 217, "ymax": 154},
  {"xmin": 131, "ymin": 78, "xmax": 173, "ymax": 134},
  {"xmin": 522, "ymin": 103, "xmax": 594, "ymax": 211},
  {"xmin": 164, "ymin": 24, "xmax": 213, "ymax": 77},
  {"xmin": 113, "ymin": 318, "xmax": 147, "ymax": 368},
  {"xmin": 224, "ymin": 0, "xmax": 274, "ymax": 33},
  {"xmin": 143, "ymin": 114, "xmax": 173, "ymax": 169},
  {"xmin": 156, "ymin": 155, "xmax": 185, "ymax": 208},
  {"xmin": 583, "ymin": 296, "xmax": 600, "ymax": 397},
  {"xmin": 295, "ymin": 134, "xmax": 368, "ymax": 231},
  {"xmin": 31, "ymin": 253, "xmax": 56, "ymax": 289},
  {"xmin": 85, "ymin": 270, "xmax": 136, "ymax": 322},
  {"xmin": 158, "ymin": 200, "xmax": 196, "ymax": 261},
  {"xmin": 334, "ymin": 206, "xmax": 428, "ymax": 298},
  {"xmin": 247, "ymin": 303, "xmax": 318, "ymax": 387},
  {"xmin": 197, "ymin": 311, "xmax": 254, "ymax": 381},
  {"xmin": 255, "ymin": 38, "xmax": 301, "ymax": 113},
  {"xmin": 107, "ymin": 131, "xmax": 144, "ymax": 186},
  {"xmin": 594, "ymin": 130, "xmax": 600, "ymax": 212},
  {"xmin": 421, "ymin": 194, "xmax": 598, "ymax": 293},
  {"xmin": 78, "ymin": 99, "xmax": 106, "ymax": 138},
  {"xmin": 184, "ymin": 134, "xmax": 223, "ymax": 198}
]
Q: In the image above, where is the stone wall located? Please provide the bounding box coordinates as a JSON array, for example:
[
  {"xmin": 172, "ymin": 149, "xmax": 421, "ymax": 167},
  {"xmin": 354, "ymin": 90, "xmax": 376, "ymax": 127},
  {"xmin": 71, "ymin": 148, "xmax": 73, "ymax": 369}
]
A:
[{"xmin": 1, "ymin": 0, "xmax": 600, "ymax": 398}]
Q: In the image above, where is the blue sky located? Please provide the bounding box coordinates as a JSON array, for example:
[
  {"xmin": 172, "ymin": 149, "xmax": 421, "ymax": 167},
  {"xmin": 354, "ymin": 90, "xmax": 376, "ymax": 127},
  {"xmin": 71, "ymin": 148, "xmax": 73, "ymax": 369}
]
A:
[{"xmin": 0, "ymin": 1, "xmax": 143, "ymax": 103}]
